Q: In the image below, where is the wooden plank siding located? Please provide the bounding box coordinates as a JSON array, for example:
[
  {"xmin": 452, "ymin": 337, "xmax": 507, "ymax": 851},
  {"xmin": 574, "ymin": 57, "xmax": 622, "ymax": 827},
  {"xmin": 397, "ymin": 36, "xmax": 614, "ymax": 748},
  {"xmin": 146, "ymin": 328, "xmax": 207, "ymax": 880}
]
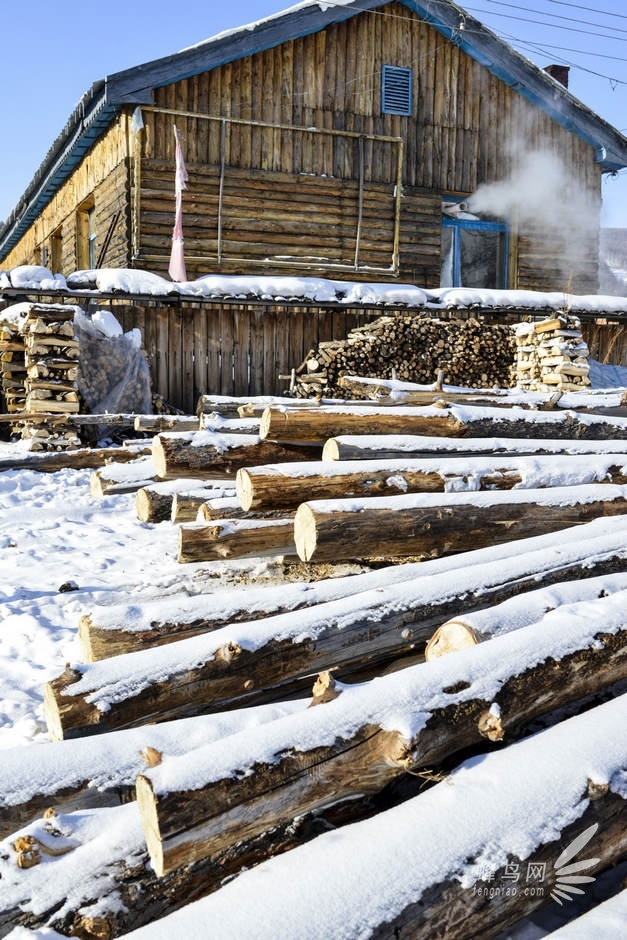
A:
[{"xmin": 1, "ymin": 2, "xmax": 604, "ymax": 293}]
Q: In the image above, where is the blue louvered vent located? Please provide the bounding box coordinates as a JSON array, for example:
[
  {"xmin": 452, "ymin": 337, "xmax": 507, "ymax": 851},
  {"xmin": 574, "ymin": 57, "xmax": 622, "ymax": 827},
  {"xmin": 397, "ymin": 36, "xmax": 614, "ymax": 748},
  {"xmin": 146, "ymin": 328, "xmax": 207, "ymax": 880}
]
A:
[{"xmin": 382, "ymin": 65, "xmax": 413, "ymax": 116}]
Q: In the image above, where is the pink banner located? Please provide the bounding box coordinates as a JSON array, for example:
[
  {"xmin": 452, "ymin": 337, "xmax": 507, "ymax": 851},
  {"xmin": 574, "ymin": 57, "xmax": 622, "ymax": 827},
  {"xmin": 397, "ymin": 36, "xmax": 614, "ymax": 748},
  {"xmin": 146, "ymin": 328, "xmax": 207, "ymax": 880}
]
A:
[{"xmin": 168, "ymin": 125, "xmax": 189, "ymax": 282}]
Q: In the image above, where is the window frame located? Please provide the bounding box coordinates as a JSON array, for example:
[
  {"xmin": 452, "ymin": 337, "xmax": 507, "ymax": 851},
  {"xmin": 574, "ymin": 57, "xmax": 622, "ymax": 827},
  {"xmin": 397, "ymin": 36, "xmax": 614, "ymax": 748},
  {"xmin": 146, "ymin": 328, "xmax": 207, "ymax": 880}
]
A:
[{"xmin": 442, "ymin": 206, "xmax": 509, "ymax": 289}]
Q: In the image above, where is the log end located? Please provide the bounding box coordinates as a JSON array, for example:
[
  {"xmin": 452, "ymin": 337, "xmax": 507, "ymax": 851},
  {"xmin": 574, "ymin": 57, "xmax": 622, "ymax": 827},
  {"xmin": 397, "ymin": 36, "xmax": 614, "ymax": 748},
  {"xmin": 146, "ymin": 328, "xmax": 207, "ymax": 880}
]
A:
[
  {"xmin": 89, "ymin": 471, "xmax": 105, "ymax": 499},
  {"xmin": 135, "ymin": 487, "xmax": 152, "ymax": 523},
  {"xmin": 77, "ymin": 614, "xmax": 97, "ymax": 663},
  {"xmin": 43, "ymin": 680, "xmax": 67, "ymax": 742},
  {"xmin": 235, "ymin": 467, "xmax": 254, "ymax": 512},
  {"xmin": 294, "ymin": 503, "xmax": 318, "ymax": 562},
  {"xmin": 258, "ymin": 406, "xmax": 273, "ymax": 441},
  {"xmin": 321, "ymin": 438, "xmax": 340, "ymax": 461},
  {"xmin": 136, "ymin": 773, "xmax": 166, "ymax": 878},
  {"xmin": 151, "ymin": 435, "xmax": 168, "ymax": 479},
  {"xmin": 425, "ymin": 620, "xmax": 478, "ymax": 661}
]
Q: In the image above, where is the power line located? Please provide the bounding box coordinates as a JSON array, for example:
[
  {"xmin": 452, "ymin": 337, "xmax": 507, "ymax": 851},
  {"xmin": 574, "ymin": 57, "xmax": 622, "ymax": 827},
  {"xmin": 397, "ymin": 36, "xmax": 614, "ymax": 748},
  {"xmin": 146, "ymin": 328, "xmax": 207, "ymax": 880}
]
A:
[
  {"xmin": 465, "ymin": 6, "xmax": 627, "ymax": 44},
  {"xmin": 477, "ymin": 0, "xmax": 627, "ymax": 36}
]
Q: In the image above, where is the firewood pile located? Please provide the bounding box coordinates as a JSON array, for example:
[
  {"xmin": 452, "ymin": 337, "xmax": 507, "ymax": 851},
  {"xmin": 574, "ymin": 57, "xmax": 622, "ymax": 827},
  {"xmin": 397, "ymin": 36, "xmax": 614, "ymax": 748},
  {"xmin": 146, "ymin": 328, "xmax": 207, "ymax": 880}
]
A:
[
  {"xmin": 0, "ymin": 303, "xmax": 82, "ymax": 450},
  {"xmin": 288, "ymin": 314, "xmax": 516, "ymax": 398},
  {"xmin": 2, "ymin": 391, "xmax": 627, "ymax": 939},
  {"xmin": 514, "ymin": 313, "xmax": 591, "ymax": 393}
]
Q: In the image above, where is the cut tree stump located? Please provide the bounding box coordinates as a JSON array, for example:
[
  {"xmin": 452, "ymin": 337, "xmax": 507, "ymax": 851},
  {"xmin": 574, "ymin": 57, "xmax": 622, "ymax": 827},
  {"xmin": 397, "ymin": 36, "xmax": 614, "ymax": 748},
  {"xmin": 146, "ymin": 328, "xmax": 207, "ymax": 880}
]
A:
[
  {"xmin": 293, "ymin": 485, "xmax": 627, "ymax": 562},
  {"xmin": 178, "ymin": 517, "xmax": 296, "ymax": 563},
  {"xmin": 235, "ymin": 453, "xmax": 627, "ymax": 511},
  {"xmin": 77, "ymin": 514, "xmax": 627, "ymax": 661},
  {"xmin": 135, "ymin": 596, "xmax": 627, "ymax": 875}
]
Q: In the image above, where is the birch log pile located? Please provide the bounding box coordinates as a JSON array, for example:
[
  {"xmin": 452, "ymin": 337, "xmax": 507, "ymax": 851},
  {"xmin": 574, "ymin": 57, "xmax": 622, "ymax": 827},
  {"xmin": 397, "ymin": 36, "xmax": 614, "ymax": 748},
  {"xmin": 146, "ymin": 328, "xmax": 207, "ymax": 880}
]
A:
[
  {"xmin": 293, "ymin": 485, "xmax": 627, "ymax": 562},
  {"xmin": 235, "ymin": 453, "xmax": 627, "ymax": 511},
  {"xmin": 260, "ymin": 402, "xmax": 627, "ymax": 445},
  {"xmin": 77, "ymin": 514, "xmax": 627, "ymax": 661},
  {"xmin": 44, "ymin": 514, "xmax": 627, "ymax": 738},
  {"xmin": 135, "ymin": 594, "xmax": 627, "ymax": 875}
]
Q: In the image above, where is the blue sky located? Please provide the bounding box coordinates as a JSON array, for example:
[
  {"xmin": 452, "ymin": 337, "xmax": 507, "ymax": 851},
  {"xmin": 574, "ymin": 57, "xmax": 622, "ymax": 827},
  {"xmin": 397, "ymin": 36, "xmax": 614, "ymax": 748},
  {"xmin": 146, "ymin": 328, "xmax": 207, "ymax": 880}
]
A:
[{"xmin": 1, "ymin": 0, "xmax": 627, "ymax": 227}]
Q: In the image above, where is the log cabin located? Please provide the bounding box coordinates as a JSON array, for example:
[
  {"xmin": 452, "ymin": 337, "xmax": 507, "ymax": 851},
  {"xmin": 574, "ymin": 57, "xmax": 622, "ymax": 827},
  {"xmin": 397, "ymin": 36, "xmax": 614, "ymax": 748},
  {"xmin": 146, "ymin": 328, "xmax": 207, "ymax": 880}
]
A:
[{"xmin": 1, "ymin": 0, "xmax": 626, "ymax": 292}]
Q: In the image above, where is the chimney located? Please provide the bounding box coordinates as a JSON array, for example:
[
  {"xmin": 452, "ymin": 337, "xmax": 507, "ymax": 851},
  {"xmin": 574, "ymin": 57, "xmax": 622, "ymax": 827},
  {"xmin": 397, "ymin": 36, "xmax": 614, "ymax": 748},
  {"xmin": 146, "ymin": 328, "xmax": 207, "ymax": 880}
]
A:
[{"xmin": 544, "ymin": 64, "xmax": 570, "ymax": 89}]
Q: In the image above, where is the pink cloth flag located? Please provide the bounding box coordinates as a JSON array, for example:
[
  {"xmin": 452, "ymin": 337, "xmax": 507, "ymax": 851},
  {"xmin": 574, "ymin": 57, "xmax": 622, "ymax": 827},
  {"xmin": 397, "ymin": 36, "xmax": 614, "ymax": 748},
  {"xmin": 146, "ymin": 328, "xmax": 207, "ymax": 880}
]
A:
[{"xmin": 168, "ymin": 125, "xmax": 189, "ymax": 282}]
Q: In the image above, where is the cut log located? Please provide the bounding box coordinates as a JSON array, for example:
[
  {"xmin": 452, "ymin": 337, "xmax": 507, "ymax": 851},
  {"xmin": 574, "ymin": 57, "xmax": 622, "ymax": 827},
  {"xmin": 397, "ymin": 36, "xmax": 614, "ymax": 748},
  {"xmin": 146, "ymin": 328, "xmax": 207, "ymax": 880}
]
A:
[
  {"xmin": 152, "ymin": 430, "xmax": 319, "ymax": 479},
  {"xmin": 133, "ymin": 415, "xmax": 199, "ymax": 432},
  {"xmin": 171, "ymin": 485, "xmax": 237, "ymax": 523},
  {"xmin": 235, "ymin": 453, "xmax": 627, "ymax": 511},
  {"xmin": 178, "ymin": 517, "xmax": 296, "ymax": 563},
  {"xmin": 124, "ymin": 697, "xmax": 627, "ymax": 940},
  {"xmin": 424, "ymin": 571, "xmax": 627, "ymax": 660},
  {"xmin": 0, "ymin": 700, "xmax": 305, "ymax": 838},
  {"xmin": 199, "ymin": 414, "xmax": 261, "ymax": 434},
  {"xmin": 196, "ymin": 394, "xmax": 302, "ymax": 417},
  {"xmin": 293, "ymin": 485, "xmax": 627, "ymax": 562},
  {"xmin": 0, "ymin": 442, "xmax": 152, "ymax": 473},
  {"xmin": 135, "ymin": 480, "xmax": 231, "ymax": 524},
  {"xmin": 261, "ymin": 402, "xmax": 627, "ymax": 445},
  {"xmin": 77, "ymin": 514, "xmax": 627, "ymax": 661},
  {"xmin": 135, "ymin": 596, "xmax": 627, "ymax": 874},
  {"xmin": 90, "ymin": 458, "xmax": 157, "ymax": 498},
  {"xmin": 45, "ymin": 517, "xmax": 627, "ymax": 738}
]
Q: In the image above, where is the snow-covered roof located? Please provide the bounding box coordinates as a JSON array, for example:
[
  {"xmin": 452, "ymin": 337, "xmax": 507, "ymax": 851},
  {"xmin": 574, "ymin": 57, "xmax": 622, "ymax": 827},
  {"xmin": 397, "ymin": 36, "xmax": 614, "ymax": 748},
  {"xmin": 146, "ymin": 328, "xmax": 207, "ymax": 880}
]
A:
[{"xmin": 1, "ymin": 0, "xmax": 627, "ymax": 263}]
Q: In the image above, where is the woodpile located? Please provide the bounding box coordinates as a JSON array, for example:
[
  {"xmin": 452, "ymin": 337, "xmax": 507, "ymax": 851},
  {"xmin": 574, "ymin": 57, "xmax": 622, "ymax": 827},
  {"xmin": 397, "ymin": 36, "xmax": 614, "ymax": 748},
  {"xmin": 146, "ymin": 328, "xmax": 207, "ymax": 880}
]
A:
[
  {"xmin": 0, "ymin": 303, "xmax": 82, "ymax": 449},
  {"xmin": 514, "ymin": 313, "xmax": 591, "ymax": 392},
  {"xmin": 288, "ymin": 314, "xmax": 516, "ymax": 398},
  {"xmin": 4, "ymin": 389, "xmax": 627, "ymax": 939}
]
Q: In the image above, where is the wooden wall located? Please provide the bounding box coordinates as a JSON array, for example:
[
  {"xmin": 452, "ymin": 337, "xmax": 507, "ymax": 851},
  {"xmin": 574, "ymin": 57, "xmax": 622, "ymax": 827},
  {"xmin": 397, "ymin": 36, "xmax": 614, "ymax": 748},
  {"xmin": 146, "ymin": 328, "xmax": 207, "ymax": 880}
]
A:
[
  {"xmin": 1, "ymin": 121, "xmax": 131, "ymax": 274},
  {"xmin": 1, "ymin": 2, "xmax": 604, "ymax": 292}
]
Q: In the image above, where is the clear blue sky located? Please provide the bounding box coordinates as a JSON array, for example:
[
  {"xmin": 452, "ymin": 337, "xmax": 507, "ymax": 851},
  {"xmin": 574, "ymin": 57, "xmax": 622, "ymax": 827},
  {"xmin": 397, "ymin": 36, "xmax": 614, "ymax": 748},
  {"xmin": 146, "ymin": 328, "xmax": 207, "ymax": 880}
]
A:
[{"xmin": 1, "ymin": 0, "xmax": 627, "ymax": 226}]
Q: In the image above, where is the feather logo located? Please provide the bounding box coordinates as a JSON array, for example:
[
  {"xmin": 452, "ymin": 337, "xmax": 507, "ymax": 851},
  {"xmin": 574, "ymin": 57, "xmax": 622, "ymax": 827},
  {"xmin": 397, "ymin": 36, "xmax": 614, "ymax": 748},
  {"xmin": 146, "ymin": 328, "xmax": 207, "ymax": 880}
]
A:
[{"xmin": 550, "ymin": 823, "xmax": 599, "ymax": 905}]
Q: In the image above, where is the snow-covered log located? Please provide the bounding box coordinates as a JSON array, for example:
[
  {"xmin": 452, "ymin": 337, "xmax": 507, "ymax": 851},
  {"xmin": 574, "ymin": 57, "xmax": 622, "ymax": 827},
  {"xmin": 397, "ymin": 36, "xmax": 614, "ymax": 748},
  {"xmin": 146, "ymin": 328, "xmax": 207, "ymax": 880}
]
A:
[
  {"xmin": 0, "ymin": 701, "xmax": 305, "ymax": 838},
  {"xmin": 541, "ymin": 890, "xmax": 627, "ymax": 938},
  {"xmin": 323, "ymin": 433, "xmax": 627, "ymax": 461},
  {"xmin": 293, "ymin": 485, "xmax": 627, "ymax": 562},
  {"xmin": 133, "ymin": 415, "xmax": 198, "ymax": 432},
  {"xmin": 260, "ymin": 401, "xmax": 627, "ymax": 445},
  {"xmin": 134, "ymin": 480, "xmax": 233, "ymax": 523},
  {"xmin": 0, "ymin": 442, "xmax": 151, "ymax": 473},
  {"xmin": 46, "ymin": 518, "xmax": 627, "ymax": 737},
  {"xmin": 89, "ymin": 458, "xmax": 157, "ymax": 498},
  {"xmin": 77, "ymin": 514, "xmax": 627, "ymax": 660},
  {"xmin": 171, "ymin": 486, "xmax": 237, "ymax": 523},
  {"xmin": 116, "ymin": 697, "xmax": 627, "ymax": 940},
  {"xmin": 425, "ymin": 572, "xmax": 627, "ymax": 659},
  {"xmin": 151, "ymin": 430, "xmax": 319, "ymax": 479},
  {"xmin": 136, "ymin": 594, "xmax": 627, "ymax": 875},
  {"xmin": 178, "ymin": 518, "xmax": 296, "ymax": 563},
  {"xmin": 235, "ymin": 453, "xmax": 627, "ymax": 511}
]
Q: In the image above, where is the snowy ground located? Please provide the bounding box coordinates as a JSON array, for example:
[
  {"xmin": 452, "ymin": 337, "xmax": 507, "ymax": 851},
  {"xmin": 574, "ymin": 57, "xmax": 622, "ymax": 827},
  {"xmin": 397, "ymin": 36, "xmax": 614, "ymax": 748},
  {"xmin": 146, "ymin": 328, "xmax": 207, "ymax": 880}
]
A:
[{"xmin": 0, "ymin": 457, "xmax": 283, "ymax": 750}]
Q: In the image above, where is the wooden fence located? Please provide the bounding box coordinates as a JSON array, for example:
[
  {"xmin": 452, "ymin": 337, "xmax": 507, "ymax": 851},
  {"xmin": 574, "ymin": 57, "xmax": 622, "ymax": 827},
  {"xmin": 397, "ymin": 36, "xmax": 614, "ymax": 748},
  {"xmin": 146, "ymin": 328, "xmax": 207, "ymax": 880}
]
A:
[{"xmin": 0, "ymin": 292, "xmax": 624, "ymax": 412}]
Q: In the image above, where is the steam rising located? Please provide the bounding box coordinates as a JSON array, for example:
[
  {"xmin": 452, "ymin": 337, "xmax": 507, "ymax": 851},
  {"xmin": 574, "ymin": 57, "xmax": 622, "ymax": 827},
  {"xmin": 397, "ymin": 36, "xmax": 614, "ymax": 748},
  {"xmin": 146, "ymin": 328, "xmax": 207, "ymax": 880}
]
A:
[{"xmin": 468, "ymin": 149, "xmax": 599, "ymax": 288}]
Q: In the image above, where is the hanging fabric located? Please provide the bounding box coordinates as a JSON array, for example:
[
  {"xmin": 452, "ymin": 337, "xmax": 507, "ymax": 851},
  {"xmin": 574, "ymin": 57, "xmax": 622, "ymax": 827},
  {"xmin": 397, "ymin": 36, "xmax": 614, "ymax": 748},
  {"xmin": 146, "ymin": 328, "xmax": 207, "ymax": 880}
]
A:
[{"xmin": 168, "ymin": 125, "xmax": 189, "ymax": 282}]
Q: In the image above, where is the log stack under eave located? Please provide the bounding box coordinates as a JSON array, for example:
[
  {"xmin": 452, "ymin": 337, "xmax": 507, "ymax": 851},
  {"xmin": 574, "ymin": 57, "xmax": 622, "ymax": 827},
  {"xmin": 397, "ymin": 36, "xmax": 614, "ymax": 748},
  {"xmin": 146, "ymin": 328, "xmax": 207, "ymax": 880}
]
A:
[
  {"xmin": 514, "ymin": 313, "xmax": 591, "ymax": 393},
  {"xmin": 289, "ymin": 314, "xmax": 516, "ymax": 398}
]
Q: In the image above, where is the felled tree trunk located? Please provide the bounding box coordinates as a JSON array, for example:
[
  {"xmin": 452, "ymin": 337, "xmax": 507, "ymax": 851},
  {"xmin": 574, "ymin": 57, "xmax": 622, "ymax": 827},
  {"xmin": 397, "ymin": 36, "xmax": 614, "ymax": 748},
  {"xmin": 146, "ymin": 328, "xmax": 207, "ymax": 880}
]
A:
[
  {"xmin": 152, "ymin": 431, "xmax": 318, "ymax": 479},
  {"xmin": 235, "ymin": 454, "xmax": 627, "ymax": 511},
  {"xmin": 293, "ymin": 486, "xmax": 627, "ymax": 562},
  {"xmin": 178, "ymin": 518, "xmax": 296, "ymax": 563},
  {"xmin": 136, "ymin": 608, "xmax": 627, "ymax": 875}
]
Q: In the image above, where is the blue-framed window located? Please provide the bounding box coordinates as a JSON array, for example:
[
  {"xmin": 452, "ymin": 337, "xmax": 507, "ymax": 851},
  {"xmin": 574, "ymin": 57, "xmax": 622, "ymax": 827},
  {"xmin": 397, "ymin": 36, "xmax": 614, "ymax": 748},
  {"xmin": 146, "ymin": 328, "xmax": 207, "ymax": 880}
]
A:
[{"xmin": 441, "ymin": 198, "xmax": 509, "ymax": 288}]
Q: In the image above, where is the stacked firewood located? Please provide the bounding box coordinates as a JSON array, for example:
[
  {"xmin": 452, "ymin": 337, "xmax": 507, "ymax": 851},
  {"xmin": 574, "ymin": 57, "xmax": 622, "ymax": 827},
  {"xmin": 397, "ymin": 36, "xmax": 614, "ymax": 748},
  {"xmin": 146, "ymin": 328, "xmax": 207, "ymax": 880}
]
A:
[
  {"xmin": 514, "ymin": 314, "xmax": 591, "ymax": 393},
  {"xmin": 0, "ymin": 321, "xmax": 26, "ymax": 413},
  {"xmin": 1, "ymin": 304, "xmax": 82, "ymax": 449},
  {"xmin": 289, "ymin": 315, "xmax": 516, "ymax": 398}
]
